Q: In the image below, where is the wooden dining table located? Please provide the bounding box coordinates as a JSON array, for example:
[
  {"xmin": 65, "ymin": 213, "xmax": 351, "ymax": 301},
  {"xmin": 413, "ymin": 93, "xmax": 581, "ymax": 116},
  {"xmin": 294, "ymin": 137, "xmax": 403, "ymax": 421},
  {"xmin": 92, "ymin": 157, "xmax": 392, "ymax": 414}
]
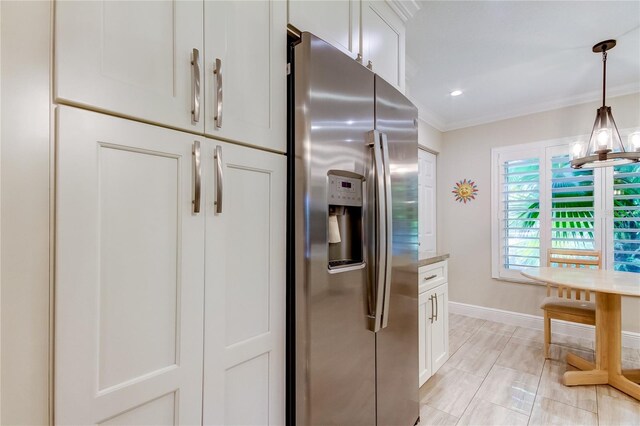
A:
[{"xmin": 521, "ymin": 266, "xmax": 640, "ymax": 400}]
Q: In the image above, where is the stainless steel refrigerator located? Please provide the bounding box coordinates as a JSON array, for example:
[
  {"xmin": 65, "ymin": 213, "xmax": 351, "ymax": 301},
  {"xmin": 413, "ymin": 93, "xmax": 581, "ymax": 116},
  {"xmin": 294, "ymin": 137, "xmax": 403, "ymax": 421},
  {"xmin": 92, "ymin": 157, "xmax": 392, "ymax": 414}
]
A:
[{"xmin": 289, "ymin": 32, "xmax": 419, "ymax": 426}]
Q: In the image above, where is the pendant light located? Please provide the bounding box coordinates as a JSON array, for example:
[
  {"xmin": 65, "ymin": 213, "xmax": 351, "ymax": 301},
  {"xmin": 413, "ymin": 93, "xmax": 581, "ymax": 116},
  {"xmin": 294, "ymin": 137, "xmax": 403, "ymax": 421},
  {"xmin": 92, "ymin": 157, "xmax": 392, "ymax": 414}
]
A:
[{"xmin": 571, "ymin": 39, "xmax": 640, "ymax": 169}]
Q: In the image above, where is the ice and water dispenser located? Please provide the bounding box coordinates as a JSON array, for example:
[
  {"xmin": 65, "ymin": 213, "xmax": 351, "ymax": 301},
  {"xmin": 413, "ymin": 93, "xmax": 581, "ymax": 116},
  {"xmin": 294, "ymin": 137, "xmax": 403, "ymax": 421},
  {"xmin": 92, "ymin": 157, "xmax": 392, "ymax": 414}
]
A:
[{"xmin": 327, "ymin": 172, "xmax": 364, "ymax": 270}]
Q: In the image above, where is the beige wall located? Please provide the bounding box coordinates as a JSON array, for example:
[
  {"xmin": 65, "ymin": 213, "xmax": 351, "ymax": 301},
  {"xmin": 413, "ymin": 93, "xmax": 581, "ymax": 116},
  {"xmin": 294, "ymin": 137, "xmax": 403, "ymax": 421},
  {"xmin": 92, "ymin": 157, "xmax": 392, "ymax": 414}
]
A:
[
  {"xmin": 418, "ymin": 118, "xmax": 443, "ymax": 153},
  {"xmin": 437, "ymin": 92, "xmax": 640, "ymax": 333},
  {"xmin": 1, "ymin": 1, "xmax": 52, "ymax": 423}
]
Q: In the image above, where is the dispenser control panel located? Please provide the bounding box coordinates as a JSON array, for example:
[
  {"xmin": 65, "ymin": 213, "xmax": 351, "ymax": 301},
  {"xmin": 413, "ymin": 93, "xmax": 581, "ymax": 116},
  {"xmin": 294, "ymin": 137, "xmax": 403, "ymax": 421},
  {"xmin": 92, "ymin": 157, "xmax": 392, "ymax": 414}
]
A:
[{"xmin": 328, "ymin": 175, "xmax": 362, "ymax": 207}]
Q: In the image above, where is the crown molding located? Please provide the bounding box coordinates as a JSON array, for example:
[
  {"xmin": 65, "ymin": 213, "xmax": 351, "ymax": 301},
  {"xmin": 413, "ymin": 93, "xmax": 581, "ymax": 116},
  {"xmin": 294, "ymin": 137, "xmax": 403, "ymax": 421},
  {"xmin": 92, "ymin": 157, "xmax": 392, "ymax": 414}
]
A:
[
  {"xmin": 433, "ymin": 84, "xmax": 640, "ymax": 132},
  {"xmin": 404, "ymin": 92, "xmax": 446, "ymax": 131},
  {"xmin": 385, "ymin": 0, "xmax": 421, "ymax": 22}
]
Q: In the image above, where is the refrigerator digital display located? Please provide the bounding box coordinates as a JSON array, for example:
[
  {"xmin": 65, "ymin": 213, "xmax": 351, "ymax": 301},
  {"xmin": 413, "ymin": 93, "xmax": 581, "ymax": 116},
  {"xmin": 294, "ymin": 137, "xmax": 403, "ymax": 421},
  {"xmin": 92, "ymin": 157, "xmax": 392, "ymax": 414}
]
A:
[{"xmin": 341, "ymin": 182, "xmax": 351, "ymax": 188}]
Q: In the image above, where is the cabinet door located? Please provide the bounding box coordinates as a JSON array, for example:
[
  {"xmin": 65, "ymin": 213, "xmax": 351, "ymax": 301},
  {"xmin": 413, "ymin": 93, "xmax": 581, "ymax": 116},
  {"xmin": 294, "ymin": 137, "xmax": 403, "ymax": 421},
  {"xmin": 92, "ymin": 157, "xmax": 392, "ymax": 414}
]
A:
[
  {"xmin": 430, "ymin": 284, "xmax": 449, "ymax": 374},
  {"xmin": 288, "ymin": 0, "xmax": 360, "ymax": 59},
  {"xmin": 202, "ymin": 141, "xmax": 286, "ymax": 425},
  {"xmin": 55, "ymin": 107, "xmax": 205, "ymax": 425},
  {"xmin": 419, "ymin": 150, "xmax": 437, "ymax": 259},
  {"xmin": 204, "ymin": 1, "xmax": 286, "ymax": 152},
  {"xmin": 361, "ymin": 1, "xmax": 405, "ymax": 91},
  {"xmin": 418, "ymin": 291, "xmax": 433, "ymax": 387},
  {"xmin": 55, "ymin": 1, "xmax": 204, "ymax": 132}
]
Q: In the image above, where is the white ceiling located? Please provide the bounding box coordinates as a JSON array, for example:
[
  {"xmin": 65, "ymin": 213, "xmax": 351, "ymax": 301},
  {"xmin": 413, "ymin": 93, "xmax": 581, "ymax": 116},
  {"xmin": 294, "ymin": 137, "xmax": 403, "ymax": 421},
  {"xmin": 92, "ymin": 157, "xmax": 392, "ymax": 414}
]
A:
[{"xmin": 405, "ymin": 1, "xmax": 640, "ymax": 131}]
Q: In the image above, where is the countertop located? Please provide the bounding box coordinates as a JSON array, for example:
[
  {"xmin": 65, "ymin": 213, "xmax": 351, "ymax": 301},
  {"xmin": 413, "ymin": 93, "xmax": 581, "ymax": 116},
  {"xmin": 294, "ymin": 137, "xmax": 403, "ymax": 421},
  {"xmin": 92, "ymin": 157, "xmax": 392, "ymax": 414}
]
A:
[{"xmin": 418, "ymin": 253, "xmax": 450, "ymax": 268}]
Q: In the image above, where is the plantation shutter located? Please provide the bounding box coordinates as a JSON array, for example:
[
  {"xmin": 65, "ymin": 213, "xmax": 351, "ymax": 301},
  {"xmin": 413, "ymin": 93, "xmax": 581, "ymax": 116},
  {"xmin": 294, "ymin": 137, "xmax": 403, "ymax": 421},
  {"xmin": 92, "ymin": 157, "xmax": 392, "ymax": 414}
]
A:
[
  {"xmin": 501, "ymin": 157, "xmax": 541, "ymax": 271},
  {"xmin": 612, "ymin": 163, "xmax": 640, "ymax": 272},
  {"xmin": 550, "ymin": 154, "xmax": 595, "ymax": 250}
]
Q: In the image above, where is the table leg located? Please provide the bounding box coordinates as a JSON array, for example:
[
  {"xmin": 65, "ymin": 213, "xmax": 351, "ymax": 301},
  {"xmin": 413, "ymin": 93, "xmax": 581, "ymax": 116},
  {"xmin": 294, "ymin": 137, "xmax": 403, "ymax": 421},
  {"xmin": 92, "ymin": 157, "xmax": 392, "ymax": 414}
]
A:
[
  {"xmin": 562, "ymin": 293, "xmax": 640, "ymax": 400},
  {"xmin": 622, "ymin": 369, "xmax": 640, "ymax": 383}
]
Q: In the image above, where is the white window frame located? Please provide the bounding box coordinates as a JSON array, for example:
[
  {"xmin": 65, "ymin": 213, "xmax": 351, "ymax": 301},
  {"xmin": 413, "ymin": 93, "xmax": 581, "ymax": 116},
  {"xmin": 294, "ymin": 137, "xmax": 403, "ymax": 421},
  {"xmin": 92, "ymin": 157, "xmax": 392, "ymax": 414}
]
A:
[{"xmin": 491, "ymin": 134, "xmax": 612, "ymax": 283}]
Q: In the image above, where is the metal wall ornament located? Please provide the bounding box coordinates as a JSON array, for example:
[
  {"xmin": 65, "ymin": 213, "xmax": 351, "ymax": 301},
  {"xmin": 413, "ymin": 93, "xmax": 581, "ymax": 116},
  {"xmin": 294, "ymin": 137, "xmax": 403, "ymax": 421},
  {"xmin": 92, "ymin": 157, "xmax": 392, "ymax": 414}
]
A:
[
  {"xmin": 571, "ymin": 39, "xmax": 640, "ymax": 169},
  {"xmin": 452, "ymin": 179, "xmax": 478, "ymax": 203}
]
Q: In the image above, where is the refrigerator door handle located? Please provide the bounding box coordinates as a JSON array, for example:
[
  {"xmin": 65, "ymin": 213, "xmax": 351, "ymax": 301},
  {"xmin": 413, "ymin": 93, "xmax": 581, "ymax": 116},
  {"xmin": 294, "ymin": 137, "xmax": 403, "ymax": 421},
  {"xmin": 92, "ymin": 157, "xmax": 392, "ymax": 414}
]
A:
[
  {"xmin": 380, "ymin": 132, "xmax": 393, "ymax": 329},
  {"xmin": 368, "ymin": 130, "xmax": 387, "ymax": 333}
]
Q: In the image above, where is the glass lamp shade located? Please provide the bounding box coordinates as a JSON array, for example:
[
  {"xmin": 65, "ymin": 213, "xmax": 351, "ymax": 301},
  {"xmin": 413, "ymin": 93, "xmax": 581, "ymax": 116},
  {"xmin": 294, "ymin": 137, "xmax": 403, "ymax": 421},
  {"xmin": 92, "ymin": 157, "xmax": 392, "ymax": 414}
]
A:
[{"xmin": 571, "ymin": 106, "xmax": 640, "ymax": 168}]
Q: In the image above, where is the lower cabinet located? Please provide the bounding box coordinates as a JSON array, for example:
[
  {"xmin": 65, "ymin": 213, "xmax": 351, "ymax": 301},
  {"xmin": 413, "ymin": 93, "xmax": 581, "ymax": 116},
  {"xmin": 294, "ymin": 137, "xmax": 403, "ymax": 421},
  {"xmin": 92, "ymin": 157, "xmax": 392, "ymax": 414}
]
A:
[
  {"xmin": 201, "ymin": 132, "xmax": 286, "ymax": 425},
  {"xmin": 418, "ymin": 261, "xmax": 449, "ymax": 387},
  {"xmin": 55, "ymin": 106, "xmax": 285, "ymax": 425}
]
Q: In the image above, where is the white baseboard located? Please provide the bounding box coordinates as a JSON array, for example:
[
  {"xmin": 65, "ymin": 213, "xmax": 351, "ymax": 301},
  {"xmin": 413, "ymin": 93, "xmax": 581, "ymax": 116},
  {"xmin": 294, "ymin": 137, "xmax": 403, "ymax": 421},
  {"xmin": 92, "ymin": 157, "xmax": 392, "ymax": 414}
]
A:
[{"xmin": 449, "ymin": 301, "xmax": 640, "ymax": 350}]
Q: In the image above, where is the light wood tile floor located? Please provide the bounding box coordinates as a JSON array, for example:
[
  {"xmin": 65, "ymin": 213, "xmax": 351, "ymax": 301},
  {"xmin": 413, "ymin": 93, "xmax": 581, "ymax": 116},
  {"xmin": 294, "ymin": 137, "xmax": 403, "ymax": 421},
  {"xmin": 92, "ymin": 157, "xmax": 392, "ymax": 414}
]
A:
[{"xmin": 419, "ymin": 313, "xmax": 640, "ymax": 426}]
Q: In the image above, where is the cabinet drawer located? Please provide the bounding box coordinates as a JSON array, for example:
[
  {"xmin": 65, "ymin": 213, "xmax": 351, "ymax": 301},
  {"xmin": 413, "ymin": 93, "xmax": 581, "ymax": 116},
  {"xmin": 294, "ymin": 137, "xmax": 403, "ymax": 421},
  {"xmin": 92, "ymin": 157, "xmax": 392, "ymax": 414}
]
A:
[{"xmin": 419, "ymin": 261, "xmax": 448, "ymax": 293}]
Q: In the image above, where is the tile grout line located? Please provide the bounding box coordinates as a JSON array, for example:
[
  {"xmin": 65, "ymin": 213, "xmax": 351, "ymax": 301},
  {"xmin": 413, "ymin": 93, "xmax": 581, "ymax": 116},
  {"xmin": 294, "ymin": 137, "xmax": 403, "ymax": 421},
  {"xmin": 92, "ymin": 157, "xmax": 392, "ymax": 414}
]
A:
[
  {"xmin": 527, "ymin": 357, "xmax": 547, "ymax": 426},
  {"xmin": 453, "ymin": 325, "xmax": 521, "ymax": 425},
  {"xmin": 446, "ymin": 318, "xmax": 488, "ymax": 426}
]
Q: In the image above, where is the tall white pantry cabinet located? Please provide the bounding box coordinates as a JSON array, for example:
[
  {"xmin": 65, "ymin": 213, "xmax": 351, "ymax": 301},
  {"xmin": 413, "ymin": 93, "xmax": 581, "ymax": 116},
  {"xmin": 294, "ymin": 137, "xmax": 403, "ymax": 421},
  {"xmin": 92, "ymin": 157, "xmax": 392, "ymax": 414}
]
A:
[{"xmin": 54, "ymin": 1, "xmax": 286, "ymax": 425}]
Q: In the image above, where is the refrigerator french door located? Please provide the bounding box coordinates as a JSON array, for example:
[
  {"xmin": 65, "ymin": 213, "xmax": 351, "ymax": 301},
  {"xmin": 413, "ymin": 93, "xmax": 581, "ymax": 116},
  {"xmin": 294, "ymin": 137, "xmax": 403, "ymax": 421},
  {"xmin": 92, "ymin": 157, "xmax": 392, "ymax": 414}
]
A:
[{"xmin": 291, "ymin": 32, "xmax": 419, "ymax": 426}]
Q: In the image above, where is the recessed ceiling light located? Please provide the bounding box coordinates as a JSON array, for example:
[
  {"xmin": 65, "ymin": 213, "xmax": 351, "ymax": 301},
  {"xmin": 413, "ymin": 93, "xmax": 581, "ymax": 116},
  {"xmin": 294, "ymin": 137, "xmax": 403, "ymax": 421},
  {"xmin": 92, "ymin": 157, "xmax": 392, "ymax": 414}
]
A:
[{"xmin": 450, "ymin": 90, "xmax": 463, "ymax": 97}]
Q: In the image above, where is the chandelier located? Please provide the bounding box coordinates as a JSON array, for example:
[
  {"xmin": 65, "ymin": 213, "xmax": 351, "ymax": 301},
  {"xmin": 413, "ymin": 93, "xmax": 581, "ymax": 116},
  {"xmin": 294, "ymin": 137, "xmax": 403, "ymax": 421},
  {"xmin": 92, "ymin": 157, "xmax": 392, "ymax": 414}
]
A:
[{"xmin": 571, "ymin": 39, "xmax": 640, "ymax": 169}]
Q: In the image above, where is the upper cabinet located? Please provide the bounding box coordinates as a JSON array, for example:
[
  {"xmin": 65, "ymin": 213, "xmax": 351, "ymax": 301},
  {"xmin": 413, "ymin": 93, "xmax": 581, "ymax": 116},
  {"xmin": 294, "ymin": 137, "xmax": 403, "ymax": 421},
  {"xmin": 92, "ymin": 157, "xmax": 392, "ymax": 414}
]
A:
[
  {"xmin": 288, "ymin": 0, "xmax": 405, "ymax": 91},
  {"xmin": 204, "ymin": 1, "xmax": 286, "ymax": 152},
  {"xmin": 361, "ymin": 1, "xmax": 405, "ymax": 91},
  {"xmin": 55, "ymin": 0, "xmax": 204, "ymax": 133},
  {"xmin": 288, "ymin": 0, "xmax": 360, "ymax": 59},
  {"xmin": 55, "ymin": 0, "xmax": 287, "ymax": 153}
]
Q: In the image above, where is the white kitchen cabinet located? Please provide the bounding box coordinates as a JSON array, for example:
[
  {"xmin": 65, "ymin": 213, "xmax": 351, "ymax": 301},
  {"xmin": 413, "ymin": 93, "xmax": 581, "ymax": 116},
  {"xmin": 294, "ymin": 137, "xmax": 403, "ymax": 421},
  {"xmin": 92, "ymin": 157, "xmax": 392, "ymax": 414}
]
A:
[
  {"xmin": 202, "ymin": 139, "xmax": 286, "ymax": 425},
  {"xmin": 419, "ymin": 149, "xmax": 437, "ymax": 259},
  {"xmin": 418, "ymin": 261, "xmax": 449, "ymax": 387},
  {"xmin": 55, "ymin": 106, "xmax": 205, "ymax": 425},
  {"xmin": 288, "ymin": 0, "xmax": 360, "ymax": 59},
  {"xmin": 55, "ymin": 107, "xmax": 286, "ymax": 425},
  {"xmin": 430, "ymin": 283, "xmax": 449, "ymax": 373},
  {"xmin": 361, "ymin": 1, "xmax": 405, "ymax": 91},
  {"xmin": 418, "ymin": 291, "xmax": 433, "ymax": 385},
  {"xmin": 204, "ymin": 1, "xmax": 287, "ymax": 152},
  {"xmin": 55, "ymin": 1, "xmax": 204, "ymax": 133}
]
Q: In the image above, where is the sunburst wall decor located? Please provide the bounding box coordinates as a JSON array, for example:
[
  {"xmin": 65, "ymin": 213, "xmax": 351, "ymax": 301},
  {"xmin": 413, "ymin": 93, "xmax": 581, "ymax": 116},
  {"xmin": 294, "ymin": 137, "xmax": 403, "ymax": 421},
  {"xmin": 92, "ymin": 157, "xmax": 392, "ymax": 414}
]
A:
[{"xmin": 452, "ymin": 179, "xmax": 478, "ymax": 204}]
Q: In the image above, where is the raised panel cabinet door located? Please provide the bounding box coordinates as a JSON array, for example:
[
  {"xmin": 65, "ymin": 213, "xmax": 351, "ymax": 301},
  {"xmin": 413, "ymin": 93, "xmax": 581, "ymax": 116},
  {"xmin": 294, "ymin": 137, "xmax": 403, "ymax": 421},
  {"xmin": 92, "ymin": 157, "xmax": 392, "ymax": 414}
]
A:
[
  {"xmin": 418, "ymin": 291, "xmax": 433, "ymax": 386},
  {"xmin": 204, "ymin": 1, "xmax": 286, "ymax": 153},
  {"xmin": 430, "ymin": 284, "xmax": 449, "ymax": 374},
  {"xmin": 202, "ymin": 141, "xmax": 286, "ymax": 425},
  {"xmin": 362, "ymin": 1, "xmax": 405, "ymax": 91},
  {"xmin": 55, "ymin": 0, "xmax": 204, "ymax": 132},
  {"xmin": 288, "ymin": 0, "xmax": 360, "ymax": 59},
  {"xmin": 55, "ymin": 106, "xmax": 205, "ymax": 425},
  {"xmin": 419, "ymin": 149, "xmax": 437, "ymax": 259}
]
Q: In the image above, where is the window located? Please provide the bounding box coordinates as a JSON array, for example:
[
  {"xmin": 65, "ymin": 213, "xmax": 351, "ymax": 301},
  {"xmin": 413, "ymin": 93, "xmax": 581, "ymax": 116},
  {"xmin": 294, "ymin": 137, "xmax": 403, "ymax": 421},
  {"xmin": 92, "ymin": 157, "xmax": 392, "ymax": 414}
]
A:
[
  {"xmin": 492, "ymin": 134, "xmax": 639, "ymax": 281},
  {"xmin": 611, "ymin": 163, "xmax": 640, "ymax": 272},
  {"xmin": 549, "ymin": 154, "xmax": 595, "ymax": 251},
  {"xmin": 502, "ymin": 157, "xmax": 540, "ymax": 270}
]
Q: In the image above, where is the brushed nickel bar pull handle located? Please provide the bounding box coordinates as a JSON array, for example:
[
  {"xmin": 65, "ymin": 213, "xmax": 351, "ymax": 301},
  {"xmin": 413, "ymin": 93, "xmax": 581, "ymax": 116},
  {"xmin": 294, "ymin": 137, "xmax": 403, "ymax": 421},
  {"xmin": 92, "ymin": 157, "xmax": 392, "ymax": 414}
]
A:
[
  {"xmin": 191, "ymin": 48, "xmax": 201, "ymax": 123},
  {"xmin": 214, "ymin": 58, "xmax": 223, "ymax": 128},
  {"xmin": 380, "ymin": 132, "xmax": 393, "ymax": 329},
  {"xmin": 214, "ymin": 145, "xmax": 223, "ymax": 213},
  {"xmin": 429, "ymin": 295, "xmax": 434, "ymax": 323},
  {"xmin": 423, "ymin": 274, "xmax": 438, "ymax": 281},
  {"xmin": 434, "ymin": 293, "xmax": 439, "ymax": 322},
  {"xmin": 192, "ymin": 141, "xmax": 201, "ymax": 214}
]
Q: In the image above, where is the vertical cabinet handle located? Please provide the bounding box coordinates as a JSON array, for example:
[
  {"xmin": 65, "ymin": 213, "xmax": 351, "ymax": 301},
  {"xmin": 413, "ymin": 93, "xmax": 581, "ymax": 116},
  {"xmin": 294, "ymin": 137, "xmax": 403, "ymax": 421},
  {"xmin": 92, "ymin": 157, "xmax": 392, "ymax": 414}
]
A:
[
  {"xmin": 192, "ymin": 141, "xmax": 201, "ymax": 214},
  {"xmin": 213, "ymin": 58, "xmax": 223, "ymax": 128},
  {"xmin": 214, "ymin": 145, "xmax": 223, "ymax": 213},
  {"xmin": 428, "ymin": 295, "xmax": 434, "ymax": 323},
  {"xmin": 434, "ymin": 293, "xmax": 439, "ymax": 321},
  {"xmin": 191, "ymin": 48, "xmax": 201, "ymax": 123}
]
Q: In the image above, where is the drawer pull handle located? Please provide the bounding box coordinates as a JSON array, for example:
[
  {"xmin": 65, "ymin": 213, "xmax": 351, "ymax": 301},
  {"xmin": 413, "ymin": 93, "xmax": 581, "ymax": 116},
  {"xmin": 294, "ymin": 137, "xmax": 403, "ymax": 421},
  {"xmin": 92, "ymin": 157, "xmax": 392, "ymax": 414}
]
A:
[{"xmin": 423, "ymin": 274, "xmax": 437, "ymax": 281}]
